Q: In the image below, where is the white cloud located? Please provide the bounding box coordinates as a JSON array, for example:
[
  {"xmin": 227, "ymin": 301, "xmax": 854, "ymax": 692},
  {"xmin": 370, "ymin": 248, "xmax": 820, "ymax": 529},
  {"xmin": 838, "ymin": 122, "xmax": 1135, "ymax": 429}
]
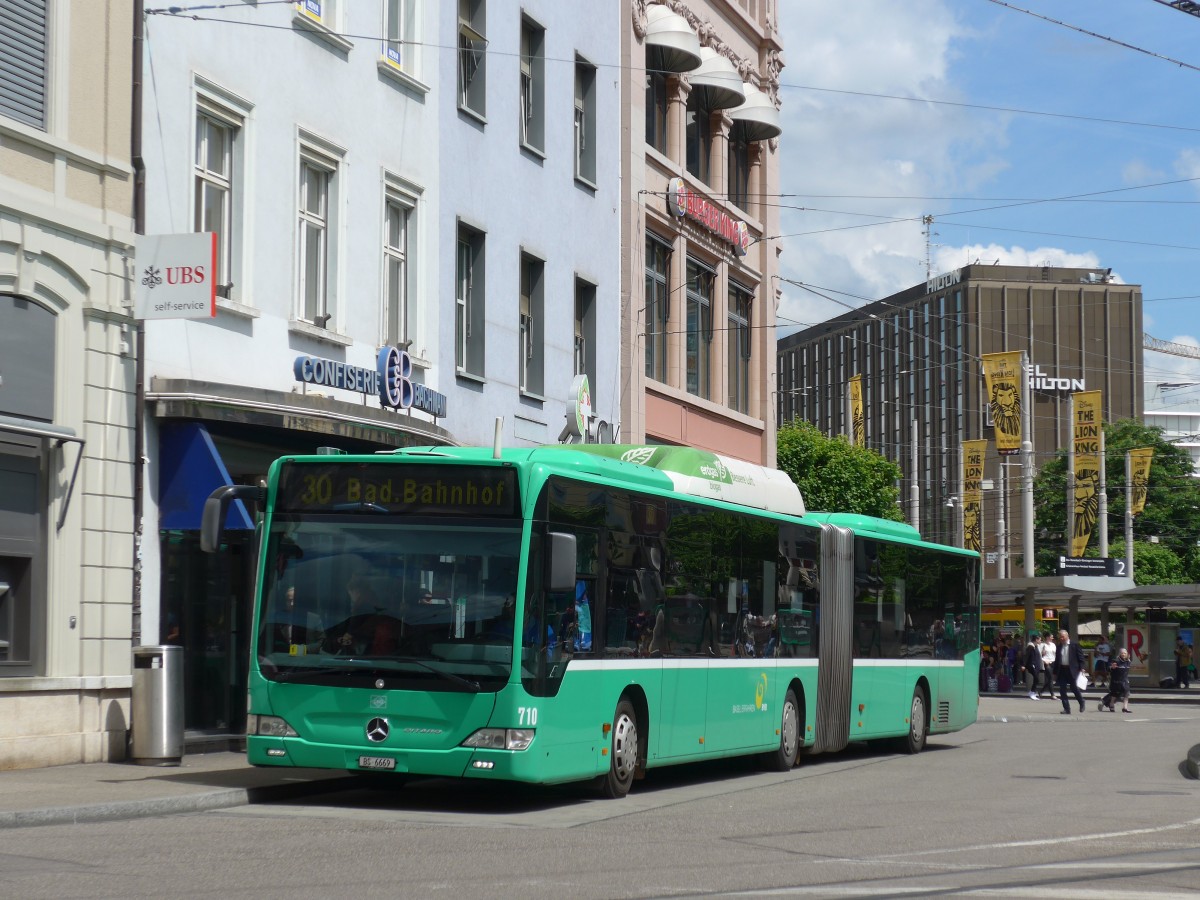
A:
[
  {"xmin": 931, "ymin": 243, "xmax": 1103, "ymax": 272},
  {"xmin": 775, "ymin": 1, "xmax": 1014, "ymax": 330},
  {"xmin": 1174, "ymin": 148, "xmax": 1200, "ymax": 192}
]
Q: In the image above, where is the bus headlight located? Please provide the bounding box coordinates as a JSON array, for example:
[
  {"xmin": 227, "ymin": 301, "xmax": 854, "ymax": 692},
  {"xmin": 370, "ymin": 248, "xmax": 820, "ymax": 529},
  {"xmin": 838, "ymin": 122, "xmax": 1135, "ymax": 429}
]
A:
[
  {"xmin": 461, "ymin": 728, "xmax": 535, "ymax": 751},
  {"xmin": 247, "ymin": 714, "xmax": 298, "ymax": 737}
]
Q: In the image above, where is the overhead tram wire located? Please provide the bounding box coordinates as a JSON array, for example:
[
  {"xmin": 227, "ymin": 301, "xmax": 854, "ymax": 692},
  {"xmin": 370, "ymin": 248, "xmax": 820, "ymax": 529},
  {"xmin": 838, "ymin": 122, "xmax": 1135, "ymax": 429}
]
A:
[
  {"xmin": 148, "ymin": 3, "xmax": 1200, "ymax": 134},
  {"xmin": 981, "ymin": 0, "xmax": 1200, "ymax": 74}
]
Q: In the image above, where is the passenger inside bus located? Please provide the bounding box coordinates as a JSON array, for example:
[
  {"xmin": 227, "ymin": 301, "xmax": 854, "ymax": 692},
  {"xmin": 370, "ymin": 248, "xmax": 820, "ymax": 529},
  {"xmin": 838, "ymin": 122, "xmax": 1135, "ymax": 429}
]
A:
[{"xmin": 320, "ymin": 575, "xmax": 400, "ymax": 656}]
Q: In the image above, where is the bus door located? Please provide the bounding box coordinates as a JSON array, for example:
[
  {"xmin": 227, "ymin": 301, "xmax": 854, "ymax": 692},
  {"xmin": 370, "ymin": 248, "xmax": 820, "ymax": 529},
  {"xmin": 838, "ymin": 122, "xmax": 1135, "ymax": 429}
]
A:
[{"xmin": 654, "ymin": 595, "xmax": 710, "ymax": 758}]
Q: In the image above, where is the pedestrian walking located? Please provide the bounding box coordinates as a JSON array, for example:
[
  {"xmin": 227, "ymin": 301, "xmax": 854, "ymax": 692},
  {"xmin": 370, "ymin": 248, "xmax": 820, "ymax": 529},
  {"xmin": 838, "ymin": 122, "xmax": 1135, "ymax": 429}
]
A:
[
  {"xmin": 1093, "ymin": 635, "xmax": 1111, "ymax": 688},
  {"xmin": 1098, "ymin": 647, "xmax": 1133, "ymax": 713},
  {"xmin": 1055, "ymin": 629, "xmax": 1086, "ymax": 715},
  {"xmin": 1174, "ymin": 638, "xmax": 1192, "ymax": 689},
  {"xmin": 1023, "ymin": 633, "xmax": 1043, "ymax": 700},
  {"xmin": 1039, "ymin": 631, "xmax": 1057, "ymax": 697}
]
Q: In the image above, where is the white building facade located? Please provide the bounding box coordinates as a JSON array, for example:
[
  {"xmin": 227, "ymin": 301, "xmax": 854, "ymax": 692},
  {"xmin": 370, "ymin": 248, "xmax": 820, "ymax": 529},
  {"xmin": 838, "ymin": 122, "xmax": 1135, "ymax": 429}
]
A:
[
  {"xmin": 139, "ymin": 1, "xmax": 621, "ymax": 736},
  {"xmin": 0, "ymin": 0, "xmax": 137, "ymax": 768}
]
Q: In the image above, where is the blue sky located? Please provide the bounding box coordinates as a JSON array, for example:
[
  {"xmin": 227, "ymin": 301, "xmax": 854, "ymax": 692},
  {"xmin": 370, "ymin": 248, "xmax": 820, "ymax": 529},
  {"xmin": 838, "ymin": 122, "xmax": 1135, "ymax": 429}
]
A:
[{"xmin": 774, "ymin": 0, "xmax": 1200, "ymax": 390}]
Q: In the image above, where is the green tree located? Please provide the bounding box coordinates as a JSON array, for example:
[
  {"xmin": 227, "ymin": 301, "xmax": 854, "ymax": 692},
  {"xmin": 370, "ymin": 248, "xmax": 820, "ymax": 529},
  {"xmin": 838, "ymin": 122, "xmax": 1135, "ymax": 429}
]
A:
[
  {"xmin": 776, "ymin": 421, "xmax": 903, "ymax": 519},
  {"xmin": 1032, "ymin": 419, "xmax": 1200, "ymax": 574}
]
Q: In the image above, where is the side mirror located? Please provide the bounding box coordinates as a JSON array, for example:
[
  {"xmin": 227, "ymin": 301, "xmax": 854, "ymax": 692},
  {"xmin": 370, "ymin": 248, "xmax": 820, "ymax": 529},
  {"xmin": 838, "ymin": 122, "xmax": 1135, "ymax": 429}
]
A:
[
  {"xmin": 200, "ymin": 484, "xmax": 264, "ymax": 553},
  {"xmin": 546, "ymin": 531, "xmax": 577, "ymax": 594}
]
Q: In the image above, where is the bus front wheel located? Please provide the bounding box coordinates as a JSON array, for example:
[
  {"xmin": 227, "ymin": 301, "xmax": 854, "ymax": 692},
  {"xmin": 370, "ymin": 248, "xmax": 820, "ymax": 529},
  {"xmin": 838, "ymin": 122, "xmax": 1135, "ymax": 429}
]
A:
[
  {"xmin": 601, "ymin": 699, "xmax": 639, "ymax": 798},
  {"xmin": 763, "ymin": 688, "xmax": 800, "ymax": 771},
  {"xmin": 899, "ymin": 687, "xmax": 928, "ymax": 754}
]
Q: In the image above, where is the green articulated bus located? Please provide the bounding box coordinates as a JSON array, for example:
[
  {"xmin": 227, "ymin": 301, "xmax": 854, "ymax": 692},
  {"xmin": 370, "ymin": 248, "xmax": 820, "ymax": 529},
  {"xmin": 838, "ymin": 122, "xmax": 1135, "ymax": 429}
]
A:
[{"xmin": 202, "ymin": 444, "xmax": 981, "ymax": 798}]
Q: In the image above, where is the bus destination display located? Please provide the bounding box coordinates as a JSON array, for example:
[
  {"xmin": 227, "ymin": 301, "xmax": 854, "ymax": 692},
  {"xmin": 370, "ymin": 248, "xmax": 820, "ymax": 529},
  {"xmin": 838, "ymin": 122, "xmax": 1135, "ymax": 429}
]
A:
[{"xmin": 276, "ymin": 463, "xmax": 519, "ymax": 517}]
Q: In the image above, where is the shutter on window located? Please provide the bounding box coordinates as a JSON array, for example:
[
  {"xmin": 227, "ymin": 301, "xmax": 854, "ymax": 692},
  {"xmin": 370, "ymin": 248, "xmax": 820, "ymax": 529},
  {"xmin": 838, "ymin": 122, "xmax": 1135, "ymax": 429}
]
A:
[{"xmin": 0, "ymin": 0, "xmax": 48, "ymax": 129}]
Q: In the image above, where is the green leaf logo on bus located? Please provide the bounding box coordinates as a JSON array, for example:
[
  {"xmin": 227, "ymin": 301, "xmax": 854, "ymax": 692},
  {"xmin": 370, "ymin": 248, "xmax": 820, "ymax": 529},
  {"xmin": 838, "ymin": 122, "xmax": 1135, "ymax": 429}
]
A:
[{"xmin": 755, "ymin": 674, "xmax": 768, "ymax": 711}]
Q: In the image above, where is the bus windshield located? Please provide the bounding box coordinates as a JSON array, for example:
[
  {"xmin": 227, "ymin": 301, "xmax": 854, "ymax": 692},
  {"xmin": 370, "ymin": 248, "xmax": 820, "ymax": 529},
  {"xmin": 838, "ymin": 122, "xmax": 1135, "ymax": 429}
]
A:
[{"xmin": 258, "ymin": 516, "xmax": 522, "ymax": 692}]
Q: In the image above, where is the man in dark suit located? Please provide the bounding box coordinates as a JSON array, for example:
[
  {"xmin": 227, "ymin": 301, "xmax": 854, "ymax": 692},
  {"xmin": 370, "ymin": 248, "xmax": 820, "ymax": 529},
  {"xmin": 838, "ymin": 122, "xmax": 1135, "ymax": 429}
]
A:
[{"xmin": 1055, "ymin": 629, "xmax": 1086, "ymax": 714}]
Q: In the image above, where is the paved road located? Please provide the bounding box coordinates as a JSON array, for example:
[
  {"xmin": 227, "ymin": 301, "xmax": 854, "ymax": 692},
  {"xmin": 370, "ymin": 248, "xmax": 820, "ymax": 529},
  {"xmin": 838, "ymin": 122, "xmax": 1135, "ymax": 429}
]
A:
[{"xmin": 5, "ymin": 697, "xmax": 1199, "ymax": 899}]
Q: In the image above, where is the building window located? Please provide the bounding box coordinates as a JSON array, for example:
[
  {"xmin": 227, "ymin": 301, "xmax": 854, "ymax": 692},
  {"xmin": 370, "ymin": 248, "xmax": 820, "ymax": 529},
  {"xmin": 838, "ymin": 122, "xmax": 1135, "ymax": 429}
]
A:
[
  {"xmin": 574, "ymin": 56, "xmax": 597, "ymax": 185},
  {"xmin": 519, "ymin": 253, "xmax": 544, "ymax": 395},
  {"xmin": 645, "ymin": 236, "xmax": 671, "ymax": 382},
  {"xmin": 685, "ymin": 260, "xmax": 714, "ymax": 399},
  {"xmin": 292, "ymin": 0, "xmax": 353, "ymax": 52},
  {"xmin": 575, "ymin": 277, "xmax": 596, "ymax": 387},
  {"xmin": 519, "ymin": 18, "xmax": 545, "ymax": 152},
  {"xmin": 382, "ymin": 186, "xmax": 414, "ymax": 348},
  {"xmin": 456, "ymin": 222, "xmax": 485, "ymax": 376},
  {"xmin": 296, "ymin": 136, "xmax": 343, "ymax": 327},
  {"xmin": 194, "ymin": 107, "xmax": 238, "ymax": 299},
  {"xmin": 458, "ymin": 0, "xmax": 487, "ymax": 118},
  {"xmin": 383, "ymin": 0, "xmax": 413, "ymax": 69},
  {"xmin": 0, "ymin": 0, "xmax": 47, "ymax": 130},
  {"xmin": 728, "ymin": 130, "xmax": 750, "ymax": 211},
  {"xmin": 645, "ymin": 70, "xmax": 668, "ymax": 154},
  {"xmin": 685, "ymin": 94, "xmax": 712, "ymax": 183},
  {"xmin": 728, "ymin": 282, "xmax": 752, "ymax": 413}
]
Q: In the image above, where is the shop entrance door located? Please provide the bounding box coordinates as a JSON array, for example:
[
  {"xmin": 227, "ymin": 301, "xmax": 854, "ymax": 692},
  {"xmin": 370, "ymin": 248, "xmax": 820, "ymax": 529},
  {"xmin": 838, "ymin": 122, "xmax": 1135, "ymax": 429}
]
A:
[{"xmin": 160, "ymin": 531, "xmax": 254, "ymax": 733}]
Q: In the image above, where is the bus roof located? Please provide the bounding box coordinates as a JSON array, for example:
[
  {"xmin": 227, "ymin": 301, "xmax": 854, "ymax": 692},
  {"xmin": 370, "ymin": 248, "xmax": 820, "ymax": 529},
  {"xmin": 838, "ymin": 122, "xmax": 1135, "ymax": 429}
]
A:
[{"xmin": 531, "ymin": 445, "xmax": 806, "ymax": 517}]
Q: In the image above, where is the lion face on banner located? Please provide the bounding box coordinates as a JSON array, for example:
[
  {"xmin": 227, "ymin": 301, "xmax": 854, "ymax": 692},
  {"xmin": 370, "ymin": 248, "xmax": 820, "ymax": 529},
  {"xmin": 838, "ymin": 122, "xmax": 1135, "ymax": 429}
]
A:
[
  {"xmin": 963, "ymin": 501, "xmax": 981, "ymax": 552},
  {"xmin": 1073, "ymin": 467, "xmax": 1101, "ymax": 543},
  {"xmin": 991, "ymin": 381, "xmax": 1021, "ymax": 442}
]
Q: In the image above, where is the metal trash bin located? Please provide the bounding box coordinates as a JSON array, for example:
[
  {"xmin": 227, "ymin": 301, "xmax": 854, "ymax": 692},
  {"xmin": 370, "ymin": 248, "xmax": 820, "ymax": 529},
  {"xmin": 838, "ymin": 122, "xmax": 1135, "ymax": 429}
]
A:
[{"xmin": 130, "ymin": 645, "xmax": 184, "ymax": 765}]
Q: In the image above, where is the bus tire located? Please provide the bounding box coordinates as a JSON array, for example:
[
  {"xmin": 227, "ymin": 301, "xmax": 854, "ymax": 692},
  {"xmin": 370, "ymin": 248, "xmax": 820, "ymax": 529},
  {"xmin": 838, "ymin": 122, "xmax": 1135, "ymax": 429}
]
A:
[
  {"xmin": 601, "ymin": 699, "xmax": 639, "ymax": 798},
  {"xmin": 763, "ymin": 688, "xmax": 800, "ymax": 771},
  {"xmin": 899, "ymin": 687, "xmax": 928, "ymax": 755}
]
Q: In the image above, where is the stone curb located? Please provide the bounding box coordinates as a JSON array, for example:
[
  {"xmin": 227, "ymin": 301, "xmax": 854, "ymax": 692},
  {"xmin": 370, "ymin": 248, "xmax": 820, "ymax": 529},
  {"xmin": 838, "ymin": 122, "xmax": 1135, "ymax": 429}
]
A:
[
  {"xmin": 0, "ymin": 775, "xmax": 358, "ymax": 830},
  {"xmin": 1186, "ymin": 745, "xmax": 1200, "ymax": 780}
]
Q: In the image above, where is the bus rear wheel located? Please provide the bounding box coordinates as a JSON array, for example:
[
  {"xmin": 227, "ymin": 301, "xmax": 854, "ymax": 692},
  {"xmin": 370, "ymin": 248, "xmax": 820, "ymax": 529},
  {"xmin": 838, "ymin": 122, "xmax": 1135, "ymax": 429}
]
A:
[
  {"xmin": 899, "ymin": 687, "xmax": 927, "ymax": 754},
  {"xmin": 601, "ymin": 699, "xmax": 639, "ymax": 798},
  {"xmin": 763, "ymin": 688, "xmax": 800, "ymax": 771}
]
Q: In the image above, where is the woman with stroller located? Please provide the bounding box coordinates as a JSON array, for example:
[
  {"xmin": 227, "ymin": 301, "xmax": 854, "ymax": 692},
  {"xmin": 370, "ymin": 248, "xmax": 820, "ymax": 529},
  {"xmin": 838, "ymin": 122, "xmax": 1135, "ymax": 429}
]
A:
[{"xmin": 1098, "ymin": 647, "xmax": 1133, "ymax": 713}]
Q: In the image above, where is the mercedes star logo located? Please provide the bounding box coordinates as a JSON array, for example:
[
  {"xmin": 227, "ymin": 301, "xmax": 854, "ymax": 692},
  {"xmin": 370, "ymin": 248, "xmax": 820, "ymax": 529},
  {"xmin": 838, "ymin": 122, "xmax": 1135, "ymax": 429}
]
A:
[{"xmin": 365, "ymin": 717, "xmax": 390, "ymax": 743}]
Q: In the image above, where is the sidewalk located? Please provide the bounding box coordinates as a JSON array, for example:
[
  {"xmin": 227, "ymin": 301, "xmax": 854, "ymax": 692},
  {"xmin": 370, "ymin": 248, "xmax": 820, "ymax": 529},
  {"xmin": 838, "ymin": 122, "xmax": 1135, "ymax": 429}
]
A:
[
  {"xmin": 0, "ymin": 751, "xmax": 358, "ymax": 829},
  {"xmin": 2, "ymin": 689, "xmax": 1196, "ymax": 830}
]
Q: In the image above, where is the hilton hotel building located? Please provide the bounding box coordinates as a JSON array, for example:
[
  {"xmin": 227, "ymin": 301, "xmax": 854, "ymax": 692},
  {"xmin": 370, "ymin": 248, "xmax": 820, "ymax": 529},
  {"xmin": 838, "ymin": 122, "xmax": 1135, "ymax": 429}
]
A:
[{"xmin": 776, "ymin": 265, "xmax": 1143, "ymax": 575}]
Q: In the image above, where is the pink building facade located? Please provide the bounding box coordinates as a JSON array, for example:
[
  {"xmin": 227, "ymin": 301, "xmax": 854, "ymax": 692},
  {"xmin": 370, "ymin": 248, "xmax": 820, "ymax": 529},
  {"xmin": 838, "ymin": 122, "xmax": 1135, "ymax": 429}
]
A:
[{"xmin": 620, "ymin": 0, "xmax": 784, "ymax": 465}]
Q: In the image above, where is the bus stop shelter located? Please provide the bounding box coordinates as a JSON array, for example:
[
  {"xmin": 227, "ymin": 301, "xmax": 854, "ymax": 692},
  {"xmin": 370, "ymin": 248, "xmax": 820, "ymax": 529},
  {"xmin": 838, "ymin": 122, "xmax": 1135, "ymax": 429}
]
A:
[{"xmin": 983, "ymin": 576, "xmax": 1200, "ymax": 686}]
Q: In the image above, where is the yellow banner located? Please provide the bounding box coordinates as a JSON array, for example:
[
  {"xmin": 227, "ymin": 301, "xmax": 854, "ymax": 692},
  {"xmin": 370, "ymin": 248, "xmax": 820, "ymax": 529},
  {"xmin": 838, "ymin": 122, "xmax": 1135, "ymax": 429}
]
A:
[
  {"xmin": 962, "ymin": 440, "xmax": 987, "ymax": 553},
  {"xmin": 849, "ymin": 374, "xmax": 864, "ymax": 447},
  {"xmin": 1072, "ymin": 390, "xmax": 1102, "ymax": 456},
  {"xmin": 1071, "ymin": 453, "xmax": 1101, "ymax": 557},
  {"xmin": 982, "ymin": 352, "xmax": 1023, "ymax": 455},
  {"xmin": 1129, "ymin": 447, "xmax": 1153, "ymax": 516}
]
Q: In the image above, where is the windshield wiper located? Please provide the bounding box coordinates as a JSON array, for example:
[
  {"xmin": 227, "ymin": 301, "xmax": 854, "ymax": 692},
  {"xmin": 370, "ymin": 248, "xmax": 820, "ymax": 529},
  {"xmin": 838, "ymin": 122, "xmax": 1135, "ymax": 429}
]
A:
[{"xmin": 394, "ymin": 656, "xmax": 481, "ymax": 692}]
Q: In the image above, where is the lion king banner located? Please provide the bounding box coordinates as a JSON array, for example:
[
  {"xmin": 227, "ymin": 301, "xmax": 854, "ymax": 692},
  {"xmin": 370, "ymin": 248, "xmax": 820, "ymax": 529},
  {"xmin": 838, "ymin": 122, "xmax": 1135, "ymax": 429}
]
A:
[
  {"xmin": 849, "ymin": 374, "xmax": 864, "ymax": 447},
  {"xmin": 1071, "ymin": 391, "xmax": 1103, "ymax": 558},
  {"xmin": 962, "ymin": 440, "xmax": 987, "ymax": 553},
  {"xmin": 1129, "ymin": 447, "xmax": 1153, "ymax": 516},
  {"xmin": 982, "ymin": 352, "xmax": 1023, "ymax": 456}
]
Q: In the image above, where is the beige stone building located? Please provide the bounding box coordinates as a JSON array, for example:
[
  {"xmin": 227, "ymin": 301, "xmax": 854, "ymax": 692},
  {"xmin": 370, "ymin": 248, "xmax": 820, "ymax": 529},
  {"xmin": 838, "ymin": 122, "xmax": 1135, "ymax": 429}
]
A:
[
  {"xmin": 620, "ymin": 0, "xmax": 783, "ymax": 465},
  {"xmin": 0, "ymin": 0, "xmax": 136, "ymax": 768}
]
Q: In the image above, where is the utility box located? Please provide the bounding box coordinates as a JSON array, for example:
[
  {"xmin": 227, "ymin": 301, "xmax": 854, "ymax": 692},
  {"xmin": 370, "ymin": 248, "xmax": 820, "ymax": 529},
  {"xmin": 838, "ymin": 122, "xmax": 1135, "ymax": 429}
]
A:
[{"xmin": 130, "ymin": 645, "xmax": 184, "ymax": 765}]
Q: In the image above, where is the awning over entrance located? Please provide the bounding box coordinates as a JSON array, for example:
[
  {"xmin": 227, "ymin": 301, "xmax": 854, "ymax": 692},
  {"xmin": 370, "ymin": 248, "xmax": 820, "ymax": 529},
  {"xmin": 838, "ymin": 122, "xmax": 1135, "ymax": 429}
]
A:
[
  {"xmin": 689, "ymin": 47, "xmax": 745, "ymax": 111},
  {"xmin": 158, "ymin": 421, "xmax": 253, "ymax": 531},
  {"xmin": 729, "ymin": 83, "xmax": 782, "ymax": 142},
  {"xmin": 644, "ymin": 5, "xmax": 701, "ymax": 73}
]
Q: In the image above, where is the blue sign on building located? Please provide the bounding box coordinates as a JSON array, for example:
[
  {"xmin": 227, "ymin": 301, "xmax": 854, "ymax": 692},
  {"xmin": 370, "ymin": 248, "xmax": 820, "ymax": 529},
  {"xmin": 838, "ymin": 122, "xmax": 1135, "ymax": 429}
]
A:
[{"xmin": 293, "ymin": 347, "xmax": 447, "ymax": 418}]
